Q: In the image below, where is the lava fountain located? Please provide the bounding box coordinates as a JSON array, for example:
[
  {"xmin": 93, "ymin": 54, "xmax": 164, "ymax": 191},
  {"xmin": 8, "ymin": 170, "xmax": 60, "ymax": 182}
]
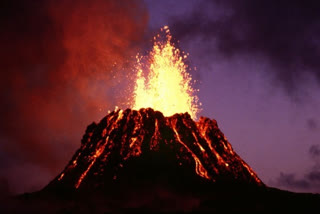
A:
[
  {"xmin": 132, "ymin": 26, "xmax": 200, "ymax": 120},
  {"xmin": 10, "ymin": 26, "xmax": 320, "ymax": 214},
  {"xmin": 45, "ymin": 26, "xmax": 262, "ymax": 192}
]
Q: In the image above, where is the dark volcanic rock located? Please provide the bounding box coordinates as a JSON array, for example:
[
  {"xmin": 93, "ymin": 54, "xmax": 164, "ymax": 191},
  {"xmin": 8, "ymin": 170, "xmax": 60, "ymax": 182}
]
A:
[
  {"xmin": 3, "ymin": 108, "xmax": 320, "ymax": 213},
  {"xmin": 45, "ymin": 108, "xmax": 262, "ymax": 192}
]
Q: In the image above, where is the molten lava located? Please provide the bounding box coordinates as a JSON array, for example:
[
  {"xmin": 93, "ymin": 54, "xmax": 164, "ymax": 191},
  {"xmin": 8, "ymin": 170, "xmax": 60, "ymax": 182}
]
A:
[
  {"xmin": 47, "ymin": 108, "xmax": 263, "ymax": 191},
  {"xmin": 132, "ymin": 26, "xmax": 200, "ymax": 120},
  {"xmin": 45, "ymin": 27, "xmax": 262, "ymax": 192}
]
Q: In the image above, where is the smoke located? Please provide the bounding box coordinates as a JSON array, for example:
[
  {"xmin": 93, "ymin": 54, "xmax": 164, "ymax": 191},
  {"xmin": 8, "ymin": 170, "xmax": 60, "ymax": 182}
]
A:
[
  {"xmin": 310, "ymin": 145, "xmax": 320, "ymax": 160},
  {"xmin": 276, "ymin": 173, "xmax": 310, "ymax": 189},
  {"xmin": 274, "ymin": 144, "xmax": 320, "ymax": 193},
  {"xmin": 306, "ymin": 119, "xmax": 318, "ymax": 131},
  {"xmin": 169, "ymin": 0, "xmax": 320, "ymax": 94},
  {"xmin": 0, "ymin": 0, "xmax": 148, "ymax": 193}
]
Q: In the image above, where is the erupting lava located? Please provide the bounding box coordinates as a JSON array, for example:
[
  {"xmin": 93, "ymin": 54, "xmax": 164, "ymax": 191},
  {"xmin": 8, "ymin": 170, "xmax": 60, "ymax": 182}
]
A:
[
  {"xmin": 45, "ymin": 26, "xmax": 263, "ymax": 192},
  {"xmin": 132, "ymin": 26, "xmax": 200, "ymax": 120}
]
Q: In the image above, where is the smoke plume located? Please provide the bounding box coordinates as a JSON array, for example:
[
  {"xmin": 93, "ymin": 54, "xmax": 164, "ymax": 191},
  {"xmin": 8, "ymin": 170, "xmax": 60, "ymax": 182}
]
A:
[{"xmin": 0, "ymin": 0, "xmax": 148, "ymax": 193}]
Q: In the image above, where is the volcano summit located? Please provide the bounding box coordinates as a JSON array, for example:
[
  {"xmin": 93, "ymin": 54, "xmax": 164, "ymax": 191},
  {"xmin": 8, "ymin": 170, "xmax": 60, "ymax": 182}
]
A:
[{"xmin": 46, "ymin": 108, "xmax": 262, "ymax": 191}]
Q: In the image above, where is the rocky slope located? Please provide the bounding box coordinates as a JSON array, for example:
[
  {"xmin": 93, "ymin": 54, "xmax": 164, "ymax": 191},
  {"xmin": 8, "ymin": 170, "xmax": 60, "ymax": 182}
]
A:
[{"xmin": 45, "ymin": 108, "xmax": 262, "ymax": 191}]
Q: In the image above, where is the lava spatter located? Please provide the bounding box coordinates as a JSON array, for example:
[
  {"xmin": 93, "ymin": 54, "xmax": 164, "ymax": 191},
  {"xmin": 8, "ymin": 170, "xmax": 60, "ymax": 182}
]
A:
[{"xmin": 132, "ymin": 26, "xmax": 200, "ymax": 120}]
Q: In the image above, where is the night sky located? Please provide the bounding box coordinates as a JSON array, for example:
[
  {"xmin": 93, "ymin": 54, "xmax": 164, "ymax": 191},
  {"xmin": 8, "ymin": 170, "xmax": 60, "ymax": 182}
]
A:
[{"xmin": 1, "ymin": 0, "xmax": 320, "ymax": 195}]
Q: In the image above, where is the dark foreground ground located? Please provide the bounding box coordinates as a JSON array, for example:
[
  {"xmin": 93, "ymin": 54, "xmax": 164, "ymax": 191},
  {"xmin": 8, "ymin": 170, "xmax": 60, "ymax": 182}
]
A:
[{"xmin": 1, "ymin": 183, "xmax": 319, "ymax": 214}]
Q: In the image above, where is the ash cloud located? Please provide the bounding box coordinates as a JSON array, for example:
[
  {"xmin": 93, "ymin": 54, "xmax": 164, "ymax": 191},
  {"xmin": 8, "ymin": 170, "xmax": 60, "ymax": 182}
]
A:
[
  {"xmin": 0, "ymin": 0, "xmax": 148, "ymax": 193},
  {"xmin": 170, "ymin": 0, "xmax": 320, "ymax": 94}
]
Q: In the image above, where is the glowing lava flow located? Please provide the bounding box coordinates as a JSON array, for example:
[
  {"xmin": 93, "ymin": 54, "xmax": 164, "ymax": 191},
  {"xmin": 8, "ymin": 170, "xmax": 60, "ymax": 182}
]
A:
[
  {"xmin": 75, "ymin": 137, "xmax": 109, "ymax": 188},
  {"xmin": 49, "ymin": 27, "xmax": 263, "ymax": 190},
  {"xmin": 133, "ymin": 26, "xmax": 200, "ymax": 120},
  {"xmin": 50, "ymin": 108, "xmax": 263, "ymax": 190}
]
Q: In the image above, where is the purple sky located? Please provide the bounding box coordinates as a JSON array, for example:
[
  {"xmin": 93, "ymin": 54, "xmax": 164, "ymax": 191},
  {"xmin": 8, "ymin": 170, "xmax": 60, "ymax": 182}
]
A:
[
  {"xmin": 144, "ymin": 0, "xmax": 320, "ymax": 193},
  {"xmin": 1, "ymin": 0, "xmax": 320, "ymax": 195}
]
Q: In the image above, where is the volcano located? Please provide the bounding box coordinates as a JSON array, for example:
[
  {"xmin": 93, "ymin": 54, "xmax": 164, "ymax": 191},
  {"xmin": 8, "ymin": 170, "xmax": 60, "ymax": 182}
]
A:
[
  {"xmin": 46, "ymin": 108, "xmax": 262, "ymax": 191},
  {"xmin": 3, "ymin": 27, "xmax": 320, "ymax": 213},
  {"xmin": 3, "ymin": 108, "xmax": 320, "ymax": 213}
]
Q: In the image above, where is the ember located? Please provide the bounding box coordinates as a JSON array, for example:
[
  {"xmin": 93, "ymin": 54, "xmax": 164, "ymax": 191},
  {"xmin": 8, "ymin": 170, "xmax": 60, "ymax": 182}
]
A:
[{"xmin": 133, "ymin": 26, "xmax": 200, "ymax": 119}]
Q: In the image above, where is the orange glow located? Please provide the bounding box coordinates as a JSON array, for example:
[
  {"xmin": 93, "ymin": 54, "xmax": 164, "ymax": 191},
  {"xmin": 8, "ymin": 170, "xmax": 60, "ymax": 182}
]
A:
[
  {"xmin": 171, "ymin": 121, "xmax": 209, "ymax": 179},
  {"xmin": 58, "ymin": 173, "xmax": 64, "ymax": 181},
  {"xmin": 241, "ymin": 160, "xmax": 262, "ymax": 184},
  {"xmin": 54, "ymin": 108, "xmax": 263, "ymax": 188},
  {"xmin": 132, "ymin": 26, "xmax": 200, "ymax": 120},
  {"xmin": 75, "ymin": 137, "xmax": 108, "ymax": 188}
]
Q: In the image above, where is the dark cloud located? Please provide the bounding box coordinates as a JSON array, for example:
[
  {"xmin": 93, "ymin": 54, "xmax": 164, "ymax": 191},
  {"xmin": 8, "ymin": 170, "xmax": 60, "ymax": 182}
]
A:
[
  {"xmin": 276, "ymin": 170, "xmax": 320, "ymax": 192},
  {"xmin": 306, "ymin": 171, "xmax": 320, "ymax": 182},
  {"xmin": 0, "ymin": 0, "xmax": 148, "ymax": 193},
  {"xmin": 275, "ymin": 145, "xmax": 320, "ymax": 192},
  {"xmin": 306, "ymin": 119, "xmax": 318, "ymax": 131},
  {"xmin": 309, "ymin": 145, "xmax": 320, "ymax": 160},
  {"xmin": 276, "ymin": 172, "xmax": 310, "ymax": 189},
  {"xmin": 170, "ymin": 0, "xmax": 320, "ymax": 93}
]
